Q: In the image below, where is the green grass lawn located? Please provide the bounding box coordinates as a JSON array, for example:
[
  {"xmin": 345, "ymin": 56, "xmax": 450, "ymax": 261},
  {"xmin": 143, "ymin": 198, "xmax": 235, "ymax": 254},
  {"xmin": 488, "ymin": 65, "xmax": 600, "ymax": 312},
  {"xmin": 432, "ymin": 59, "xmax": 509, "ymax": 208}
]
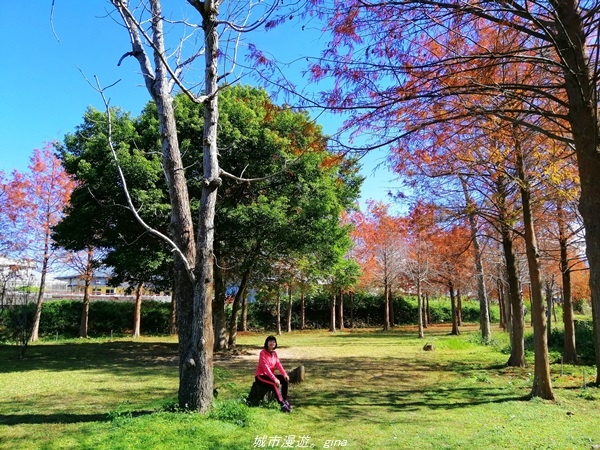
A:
[{"xmin": 1, "ymin": 325, "xmax": 598, "ymax": 449}]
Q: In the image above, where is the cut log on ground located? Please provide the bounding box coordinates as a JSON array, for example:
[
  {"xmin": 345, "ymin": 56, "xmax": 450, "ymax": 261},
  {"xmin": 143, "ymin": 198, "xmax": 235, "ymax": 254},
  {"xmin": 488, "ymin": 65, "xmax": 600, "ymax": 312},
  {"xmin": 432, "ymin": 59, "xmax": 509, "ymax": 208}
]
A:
[{"xmin": 288, "ymin": 365, "xmax": 305, "ymax": 384}]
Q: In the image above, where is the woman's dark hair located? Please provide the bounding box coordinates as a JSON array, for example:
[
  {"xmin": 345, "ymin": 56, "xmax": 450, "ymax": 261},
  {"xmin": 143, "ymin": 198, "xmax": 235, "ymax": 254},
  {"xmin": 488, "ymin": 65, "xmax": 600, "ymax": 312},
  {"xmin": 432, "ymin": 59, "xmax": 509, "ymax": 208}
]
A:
[{"xmin": 264, "ymin": 335, "xmax": 278, "ymax": 350}]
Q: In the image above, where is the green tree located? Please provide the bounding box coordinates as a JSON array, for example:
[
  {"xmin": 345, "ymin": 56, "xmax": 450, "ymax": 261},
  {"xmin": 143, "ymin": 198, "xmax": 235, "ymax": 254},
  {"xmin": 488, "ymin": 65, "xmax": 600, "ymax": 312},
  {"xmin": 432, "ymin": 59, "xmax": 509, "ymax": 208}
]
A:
[
  {"xmin": 54, "ymin": 107, "xmax": 172, "ymax": 338},
  {"xmin": 57, "ymin": 86, "xmax": 361, "ymax": 350},
  {"xmin": 141, "ymin": 85, "xmax": 362, "ymax": 347}
]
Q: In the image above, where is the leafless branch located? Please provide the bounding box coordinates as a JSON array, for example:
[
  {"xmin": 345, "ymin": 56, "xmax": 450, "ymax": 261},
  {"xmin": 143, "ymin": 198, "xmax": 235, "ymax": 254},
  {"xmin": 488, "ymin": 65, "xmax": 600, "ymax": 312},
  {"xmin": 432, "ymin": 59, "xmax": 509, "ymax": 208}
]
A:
[{"xmin": 90, "ymin": 74, "xmax": 196, "ymax": 283}]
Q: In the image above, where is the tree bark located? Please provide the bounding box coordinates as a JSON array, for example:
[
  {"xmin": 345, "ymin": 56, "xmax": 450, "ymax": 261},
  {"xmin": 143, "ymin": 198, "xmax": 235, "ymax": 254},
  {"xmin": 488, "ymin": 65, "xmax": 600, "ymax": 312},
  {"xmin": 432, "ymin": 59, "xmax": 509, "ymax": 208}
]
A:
[
  {"xmin": 276, "ymin": 289, "xmax": 282, "ymax": 335},
  {"xmin": 545, "ymin": 279, "xmax": 554, "ymax": 344},
  {"xmin": 30, "ymin": 230, "xmax": 50, "ymax": 342},
  {"xmin": 169, "ymin": 290, "xmax": 177, "ymax": 336},
  {"xmin": 424, "ymin": 293, "xmax": 430, "ymax": 328},
  {"xmin": 338, "ymin": 288, "xmax": 345, "ymax": 330},
  {"xmin": 228, "ymin": 269, "xmax": 249, "ymax": 347},
  {"xmin": 417, "ymin": 280, "xmax": 424, "ymax": 338},
  {"xmin": 329, "ymin": 290, "xmax": 336, "ymax": 332},
  {"xmin": 388, "ymin": 288, "xmax": 395, "ymax": 327},
  {"xmin": 449, "ymin": 281, "xmax": 460, "ymax": 336},
  {"xmin": 241, "ymin": 294, "xmax": 248, "ymax": 332},
  {"xmin": 287, "ymin": 284, "xmax": 293, "ymax": 333},
  {"xmin": 460, "ymin": 177, "xmax": 491, "ymax": 341},
  {"xmin": 516, "ymin": 145, "xmax": 554, "ymax": 400},
  {"xmin": 132, "ymin": 281, "xmax": 143, "ymax": 338},
  {"xmin": 552, "ymin": 0, "xmax": 600, "ymax": 383},
  {"xmin": 114, "ymin": 0, "xmax": 216, "ymax": 411},
  {"xmin": 349, "ymin": 292, "xmax": 354, "ymax": 329},
  {"xmin": 496, "ymin": 176, "xmax": 525, "ymax": 367},
  {"xmin": 79, "ymin": 247, "xmax": 94, "ymax": 339},
  {"xmin": 383, "ymin": 281, "xmax": 390, "ymax": 330},
  {"xmin": 497, "ymin": 272, "xmax": 507, "ymax": 331},
  {"xmin": 300, "ymin": 291, "xmax": 306, "ymax": 330},
  {"xmin": 213, "ymin": 261, "xmax": 227, "ymax": 351},
  {"xmin": 557, "ymin": 203, "xmax": 577, "ymax": 363}
]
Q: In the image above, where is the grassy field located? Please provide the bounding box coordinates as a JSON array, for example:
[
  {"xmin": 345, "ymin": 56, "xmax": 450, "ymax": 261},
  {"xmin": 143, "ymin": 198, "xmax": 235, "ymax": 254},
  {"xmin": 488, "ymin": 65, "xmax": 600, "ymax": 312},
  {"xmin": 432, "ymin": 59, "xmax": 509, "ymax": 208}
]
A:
[{"xmin": 1, "ymin": 324, "xmax": 599, "ymax": 450}]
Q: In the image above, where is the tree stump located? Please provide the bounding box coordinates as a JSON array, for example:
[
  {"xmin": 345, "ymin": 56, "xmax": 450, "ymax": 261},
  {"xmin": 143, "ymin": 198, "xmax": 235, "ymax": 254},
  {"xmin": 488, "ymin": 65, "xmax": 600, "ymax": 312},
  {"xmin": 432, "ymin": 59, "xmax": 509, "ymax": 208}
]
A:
[
  {"xmin": 288, "ymin": 365, "xmax": 305, "ymax": 384},
  {"xmin": 246, "ymin": 381, "xmax": 276, "ymax": 406},
  {"xmin": 246, "ymin": 365, "xmax": 305, "ymax": 406}
]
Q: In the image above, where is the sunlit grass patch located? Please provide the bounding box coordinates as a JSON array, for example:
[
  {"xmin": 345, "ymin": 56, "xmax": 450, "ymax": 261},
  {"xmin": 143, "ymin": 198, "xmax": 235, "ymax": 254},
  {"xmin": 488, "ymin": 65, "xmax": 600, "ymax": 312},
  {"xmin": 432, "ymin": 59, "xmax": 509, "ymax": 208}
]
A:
[{"xmin": 1, "ymin": 326, "xmax": 600, "ymax": 449}]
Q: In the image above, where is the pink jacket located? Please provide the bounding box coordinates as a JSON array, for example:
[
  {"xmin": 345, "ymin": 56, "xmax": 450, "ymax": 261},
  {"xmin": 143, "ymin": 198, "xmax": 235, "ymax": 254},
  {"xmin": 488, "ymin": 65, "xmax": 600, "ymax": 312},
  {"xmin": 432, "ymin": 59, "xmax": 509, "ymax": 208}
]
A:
[{"xmin": 255, "ymin": 348, "xmax": 287, "ymax": 382}]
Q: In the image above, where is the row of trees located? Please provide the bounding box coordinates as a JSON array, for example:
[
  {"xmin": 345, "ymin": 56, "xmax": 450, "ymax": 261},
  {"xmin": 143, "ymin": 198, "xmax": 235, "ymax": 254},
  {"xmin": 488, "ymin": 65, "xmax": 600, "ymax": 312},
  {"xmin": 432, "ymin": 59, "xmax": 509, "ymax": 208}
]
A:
[
  {"xmin": 352, "ymin": 200, "xmax": 588, "ymax": 338},
  {"xmin": 282, "ymin": 0, "xmax": 600, "ymax": 401}
]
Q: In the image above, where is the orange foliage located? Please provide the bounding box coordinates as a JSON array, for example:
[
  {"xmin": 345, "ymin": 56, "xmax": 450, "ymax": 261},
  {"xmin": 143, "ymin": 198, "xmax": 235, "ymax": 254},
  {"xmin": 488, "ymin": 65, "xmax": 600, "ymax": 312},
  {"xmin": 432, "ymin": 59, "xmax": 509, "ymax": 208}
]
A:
[{"xmin": 1, "ymin": 144, "xmax": 76, "ymax": 257}]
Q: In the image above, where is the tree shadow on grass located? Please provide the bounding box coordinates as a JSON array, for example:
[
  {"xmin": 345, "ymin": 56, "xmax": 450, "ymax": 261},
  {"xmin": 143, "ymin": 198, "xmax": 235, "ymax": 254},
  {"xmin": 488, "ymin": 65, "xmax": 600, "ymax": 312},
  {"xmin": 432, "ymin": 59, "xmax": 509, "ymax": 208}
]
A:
[
  {"xmin": 218, "ymin": 352, "xmax": 529, "ymax": 421},
  {"xmin": 0, "ymin": 409, "xmax": 157, "ymax": 426},
  {"xmin": 0, "ymin": 341, "xmax": 179, "ymax": 376}
]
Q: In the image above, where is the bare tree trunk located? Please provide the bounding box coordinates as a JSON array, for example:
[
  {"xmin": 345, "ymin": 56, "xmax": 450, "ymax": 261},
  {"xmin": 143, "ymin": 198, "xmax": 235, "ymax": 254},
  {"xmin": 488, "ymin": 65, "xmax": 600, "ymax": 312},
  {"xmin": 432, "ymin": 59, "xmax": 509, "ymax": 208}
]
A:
[
  {"xmin": 79, "ymin": 247, "xmax": 94, "ymax": 338},
  {"xmin": 552, "ymin": 0, "xmax": 600, "ymax": 384},
  {"xmin": 286, "ymin": 284, "xmax": 293, "ymax": 333},
  {"xmin": 329, "ymin": 290, "xmax": 336, "ymax": 332},
  {"xmin": 132, "ymin": 281, "xmax": 143, "ymax": 338},
  {"xmin": 417, "ymin": 281, "xmax": 424, "ymax": 338},
  {"xmin": 557, "ymin": 204, "xmax": 577, "ymax": 363},
  {"xmin": 456, "ymin": 288, "xmax": 463, "ymax": 327},
  {"xmin": 228, "ymin": 269, "xmax": 249, "ymax": 347},
  {"xmin": 349, "ymin": 292, "xmax": 354, "ymax": 329},
  {"xmin": 424, "ymin": 292, "xmax": 430, "ymax": 328},
  {"xmin": 30, "ymin": 232, "xmax": 50, "ymax": 342},
  {"xmin": 497, "ymin": 272, "xmax": 506, "ymax": 330},
  {"xmin": 241, "ymin": 294, "xmax": 248, "ymax": 332},
  {"xmin": 113, "ymin": 0, "xmax": 217, "ymax": 411},
  {"xmin": 449, "ymin": 281, "xmax": 460, "ymax": 335},
  {"xmin": 300, "ymin": 291, "xmax": 306, "ymax": 330},
  {"xmin": 276, "ymin": 289, "xmax": 282, "ymax": 335},
  {"xmin": 213, "ymin": 261, "xmax": 227, "ymax": 351},
  {"xmin": 338, "ymin": 288, "xmax": 344, "ymax": 331},
  {"xmin": 388, "ymin": 289, "xmax": 395, "ymax": 327},
  {"xmin": 545, "ymin": 279, "xmax": 554, "ymax": 344},
  {"xmin": 169, "ymin": 290, "xmax": 177, "ymax": 335},
  {"xmin": 516, "ymin": 145, "xmax": 554, "ymax": 400},
  {"xmin": 461, "ymin": 177, "xmax": 491, "ymax": 341},
  {"xmin": 496, "ymin": 176, "xmax": 525, "ymax": 367},
  {"xmin": 383, "ymin": 282, "xmax": 390, "ymax": 330},
  {"xmin": 79, "ymin": 280, "xmax": 91, "ymax": 338}
]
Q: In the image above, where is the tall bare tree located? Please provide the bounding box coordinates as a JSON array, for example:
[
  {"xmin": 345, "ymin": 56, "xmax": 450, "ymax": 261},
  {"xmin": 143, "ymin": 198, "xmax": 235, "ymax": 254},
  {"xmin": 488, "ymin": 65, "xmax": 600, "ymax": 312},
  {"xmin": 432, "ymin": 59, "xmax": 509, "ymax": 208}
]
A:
[{"xmin": 108, "ymin": 0, "xmax": 280, "ymax": 411}]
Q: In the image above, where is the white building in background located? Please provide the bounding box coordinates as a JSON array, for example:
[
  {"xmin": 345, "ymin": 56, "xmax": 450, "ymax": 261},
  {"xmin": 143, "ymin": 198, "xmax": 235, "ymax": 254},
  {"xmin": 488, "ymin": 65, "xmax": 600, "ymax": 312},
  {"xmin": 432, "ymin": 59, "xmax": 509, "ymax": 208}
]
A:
[
  {"xmin": 0, "ymin": 256, "xmax": 36, "ymax": 306},
  {"xmin": 0, "ymin": 256, "xmax": 35, "ymax": 285},
  {"xmin": 0, "ymin": 256, "xmax": 69, "ymax": 306}
]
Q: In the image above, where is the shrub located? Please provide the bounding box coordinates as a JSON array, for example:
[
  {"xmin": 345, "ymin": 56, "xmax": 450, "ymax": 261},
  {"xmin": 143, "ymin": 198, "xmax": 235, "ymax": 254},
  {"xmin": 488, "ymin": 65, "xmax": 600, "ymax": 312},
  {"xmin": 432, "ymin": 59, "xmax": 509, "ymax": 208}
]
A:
[
  {"xmin": 546, "ymin": 319, "xmax": 595, "ymax": 364},
  {"xmin": 245, "ymin": 293, "xmax": 501, "ymax": 330},
  {"xmin": 573, "ymin": 298, "xmax": 591, "ymax": 315},
  {"xmin": 208, "ymin": 399, "xmax": 251, "ymax": 427},
  {"xmin": 0, "ymin": 300, "xmax": 172, "ymax": 339},
  {"xmin": 38, "ymin": 300, "xmax": 81, "ymax": 336},
  {"xmin": 142, "ymin": 301, "xmax": 172, "ymax": 335},
  {"xmin": 0, "ymin": 304, "xmax": 35, "ymax": 349}
]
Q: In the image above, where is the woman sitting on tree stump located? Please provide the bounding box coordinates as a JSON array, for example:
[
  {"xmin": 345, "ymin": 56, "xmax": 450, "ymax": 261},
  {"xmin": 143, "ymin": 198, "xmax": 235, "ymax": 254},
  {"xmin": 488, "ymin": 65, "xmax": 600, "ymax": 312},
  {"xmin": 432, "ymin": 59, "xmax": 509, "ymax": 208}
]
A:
[{"xmin": 253, "ymin": 335, "xmax": 291, "ymax": 413}]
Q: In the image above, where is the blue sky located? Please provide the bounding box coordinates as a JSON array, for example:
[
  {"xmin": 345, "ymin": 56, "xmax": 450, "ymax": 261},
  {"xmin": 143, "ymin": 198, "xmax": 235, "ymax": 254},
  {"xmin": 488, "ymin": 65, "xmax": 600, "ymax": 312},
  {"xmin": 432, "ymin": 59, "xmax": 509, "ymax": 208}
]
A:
[{"xmin": 0, "ymin": 2, "xmax": 397, "ymax": 208}]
